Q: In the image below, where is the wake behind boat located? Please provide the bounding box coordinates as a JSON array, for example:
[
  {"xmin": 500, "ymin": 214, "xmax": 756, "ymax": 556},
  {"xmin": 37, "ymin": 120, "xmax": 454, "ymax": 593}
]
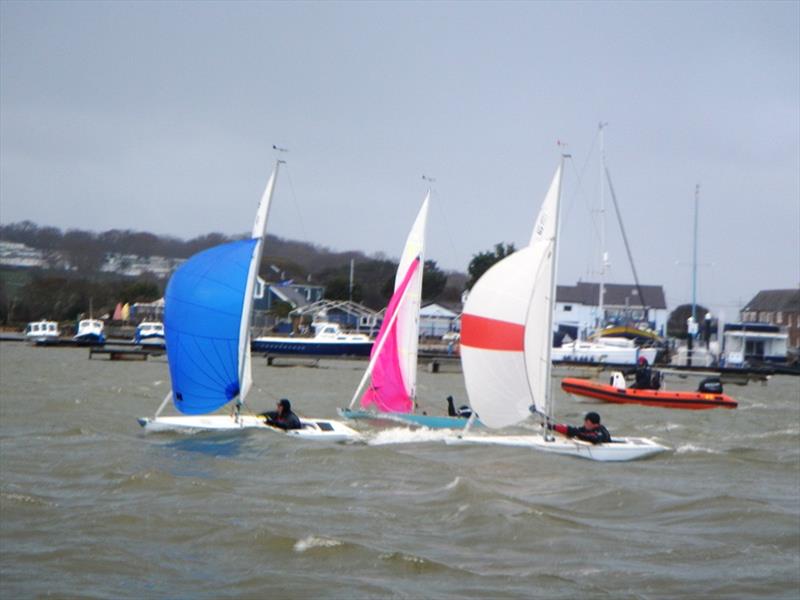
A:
[
  {"xmin": 137, "ymin": 161, "xmax": 358, "ymax": 442},
  {"xmin": 449, "ymin": 157, "xmax": 668, "ymax": 462}
]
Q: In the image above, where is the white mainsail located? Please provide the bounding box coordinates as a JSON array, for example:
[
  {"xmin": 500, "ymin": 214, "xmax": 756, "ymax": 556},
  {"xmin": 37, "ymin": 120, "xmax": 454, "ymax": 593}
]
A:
[
  {"xmin": 392, "ymin": 192, "xmax": 429, "ymax": 402},
  {"xmin": 238, "ymin": 161, "xmax": 281, "ymax": 403}
]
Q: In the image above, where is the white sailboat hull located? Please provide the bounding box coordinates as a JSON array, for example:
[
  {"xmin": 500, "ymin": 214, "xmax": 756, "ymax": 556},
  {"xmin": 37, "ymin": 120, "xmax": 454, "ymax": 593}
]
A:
[
  {"xmin": 445, "ymin": 432, "xmax": 668, "ymax": 462},
  {"xmin": 137, "ymin": 414, "xmax": 360, "ymax": 442}
]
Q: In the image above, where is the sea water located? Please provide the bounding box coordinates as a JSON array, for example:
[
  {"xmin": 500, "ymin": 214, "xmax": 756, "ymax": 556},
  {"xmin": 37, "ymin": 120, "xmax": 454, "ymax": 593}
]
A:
[{"xmin": 1, "ymin": 342, "xmax": 798, "ymax": 599}]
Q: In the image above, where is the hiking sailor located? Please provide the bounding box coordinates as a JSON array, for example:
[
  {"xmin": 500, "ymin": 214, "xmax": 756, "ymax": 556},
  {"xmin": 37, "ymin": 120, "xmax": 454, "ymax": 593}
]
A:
[
  {"xmin": 261, "ymin": 398, "xmax": 302, "ymax": 430},
  {"xmin": 550, "ymin": 411, "xmax": 611, "ymax": 444}
]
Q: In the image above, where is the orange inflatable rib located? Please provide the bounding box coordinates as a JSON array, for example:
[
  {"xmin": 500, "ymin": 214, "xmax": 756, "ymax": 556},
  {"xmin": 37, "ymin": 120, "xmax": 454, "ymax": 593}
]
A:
[{"xmin": 561, "ymin": 378, "xmax": 738, "ymax": 410}]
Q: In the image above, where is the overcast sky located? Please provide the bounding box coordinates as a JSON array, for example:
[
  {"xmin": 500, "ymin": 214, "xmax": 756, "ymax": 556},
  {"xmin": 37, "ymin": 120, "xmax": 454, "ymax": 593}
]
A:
[{"xmin": 1, "ymin": 1, "xmax": 798, "ymax": 317}]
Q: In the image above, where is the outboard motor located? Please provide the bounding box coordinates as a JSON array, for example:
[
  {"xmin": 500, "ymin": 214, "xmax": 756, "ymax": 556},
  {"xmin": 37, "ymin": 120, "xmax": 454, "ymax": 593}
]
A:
[
  {"xmin": 609, "ymin": 371, "xmax": 627, "ymax": 390},
  {"xmin": 698, "ymin": 377, "xmax": 723, "ymax": 394}
]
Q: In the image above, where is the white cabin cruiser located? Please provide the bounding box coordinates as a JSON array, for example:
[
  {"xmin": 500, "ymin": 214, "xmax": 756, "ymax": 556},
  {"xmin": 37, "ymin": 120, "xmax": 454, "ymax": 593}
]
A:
[
  {"xmin": 135, "ymin": 321, "xmax": 165, "ymax": 346},
  {"xmin": 25, "ymin": 320, "xmax": 60, "ymax": 345},
  {"xmin": 73, "ymin": 319, "xmax": 105, "ymax": 345},
  {"xmin": 552, "ymin": 336, "xmax": 657, "ymax": 365}
]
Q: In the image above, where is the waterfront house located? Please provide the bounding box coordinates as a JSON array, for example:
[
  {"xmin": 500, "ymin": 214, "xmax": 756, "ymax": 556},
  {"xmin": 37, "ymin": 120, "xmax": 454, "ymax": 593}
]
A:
[
  {"xmin": 554, "ymin": 281, "xmax": 668, "ymax": 340},
  {"xmin": 419, "ymin": 303, "xmax": 460, "ymax": 338},
  {"xmin": 740, "ymin": 288, "xmax": 800, "ymax": 350}
]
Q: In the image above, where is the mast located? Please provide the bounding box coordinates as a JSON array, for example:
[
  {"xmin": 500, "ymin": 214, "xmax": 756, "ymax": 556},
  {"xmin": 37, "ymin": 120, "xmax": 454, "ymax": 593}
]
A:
[
  {"xmin": 544, "ymin": 153, "xmax": 567, "ymax": 421},
  {"xmin": 598, "ymin": 122, "xmax": 608, "ymax": 331},
  {"xmin": 692, "ymin": 184, "xmax": 699, "ymax": 323}
]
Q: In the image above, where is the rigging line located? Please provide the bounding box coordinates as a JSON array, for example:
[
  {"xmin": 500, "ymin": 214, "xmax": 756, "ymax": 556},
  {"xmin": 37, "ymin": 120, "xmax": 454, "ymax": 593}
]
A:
[
  {"xmin": 563, "ymin": 129, "xmax": 600, "ymax": 231},
  {"xmin": 428, "ymin": 186, "xmax": 461, "ymax": 272},
  {"xmin": 604, "ymin": 165, "xmax": 650, "ymax": 311},
  {"xmin": 282, "ymin": 164, "xmax": 312, "ymax": 248}
]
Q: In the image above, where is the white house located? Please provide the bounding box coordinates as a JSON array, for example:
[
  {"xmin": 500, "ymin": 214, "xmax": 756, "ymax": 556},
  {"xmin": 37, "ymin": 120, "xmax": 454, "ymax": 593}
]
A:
[
  {"xmin": 419, "ymin": 303, "xmax": 459, "ymax": 338},
  {"xmin": 554, "ymin": 281, "xmax": 668, "ymax": 340}
]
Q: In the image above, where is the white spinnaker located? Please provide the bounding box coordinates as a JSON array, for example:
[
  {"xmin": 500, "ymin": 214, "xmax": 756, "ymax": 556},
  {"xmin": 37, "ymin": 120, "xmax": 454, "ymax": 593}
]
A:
[
  {"xmin": 460, "ymin": 248, "xmax": 537, "ymax": 429},
  {"xmin": 460, "ymin": 163, "xmax": 563, "ymax": 429},
  {"xmin": 524, "ymin": 164, "xmax": 563, "ymax": 417},
  {"xmin": 238, "ymin": 161, "xmax": 280, "ymax": 402},
  {"xmin": 393, "ymin": 193, "xmax": 429, "ymax": 401}
]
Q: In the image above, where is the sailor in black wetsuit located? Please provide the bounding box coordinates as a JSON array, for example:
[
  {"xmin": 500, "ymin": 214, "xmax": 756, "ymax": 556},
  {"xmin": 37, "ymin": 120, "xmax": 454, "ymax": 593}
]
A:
[
  {"xmin": 260, "ymin": 398, "xmax": 302, "ymax": 430},
  {"xmin": 631, "ymin": 356, "xmax": 653, "ymax": 389},
  {"xmin": 551, "ymin": 411, "xmax": 611, "ymax": 444},
  {"xmin": 446, "ymin": 395, "xmax": 472, "ymax": 418}
]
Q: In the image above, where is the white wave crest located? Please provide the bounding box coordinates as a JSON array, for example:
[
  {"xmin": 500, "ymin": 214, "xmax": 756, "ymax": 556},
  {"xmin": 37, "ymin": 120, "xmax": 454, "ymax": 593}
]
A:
[
  {"xmin": 293, "ymin": 536, "xmax": 342, "ymax": 553},
  {"xmin": 366, "ymin": 427, "xmax": 456, "ymax": 446},
  {"xmin": 444, "ymin": 476, "xmax": 461, "ymax": 490},
  {"xmin": 675, "ymin": 443, "xmax": 722, "ymax": 455}
]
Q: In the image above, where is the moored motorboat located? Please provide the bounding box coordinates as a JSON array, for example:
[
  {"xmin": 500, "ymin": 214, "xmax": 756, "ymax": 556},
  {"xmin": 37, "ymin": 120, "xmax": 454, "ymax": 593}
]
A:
[
  {"xmin": 561, "ymin": 376, "xmax": 737, "ymax": 410},
  {"xmin": 252, "ymin": 322, "xmax": 372, "ymax": 356},
  {"xmin": 134, "ymin": 321, "xmax": 165, "ymax": 346},
  {"xmin": 73, "ymin": 319, "xmax": 106, "ymax": 345},
  {"xmin": 25, "ymin": 320, "xmax": 60, "ymax": 345}
]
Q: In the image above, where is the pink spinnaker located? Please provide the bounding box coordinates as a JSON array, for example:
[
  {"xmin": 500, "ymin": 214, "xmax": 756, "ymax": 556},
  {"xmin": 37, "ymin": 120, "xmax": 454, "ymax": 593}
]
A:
[{"xmin": 361, "ymin": 257, "xmax": 421, "ymax": 413}]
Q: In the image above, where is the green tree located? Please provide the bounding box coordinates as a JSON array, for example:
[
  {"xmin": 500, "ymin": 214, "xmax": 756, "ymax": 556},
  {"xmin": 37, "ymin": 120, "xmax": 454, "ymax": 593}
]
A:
[
  {"xmin": 667, "ymin": 303, "xmax": 710, "ymax": 339},
  {"xmin": 466, "ymin": 243, "xmax": 516, "ymax": 290},
  {"xmin": 270, "ymin": 299, "xmax": 294, "ymax": 319},
  {"xmin": 323, "ymin": 277, "xmax": 363, "ymax": 303},
  {"xmin": 422, "ymin": 260, "xmax": 447, "ymax": 301}
]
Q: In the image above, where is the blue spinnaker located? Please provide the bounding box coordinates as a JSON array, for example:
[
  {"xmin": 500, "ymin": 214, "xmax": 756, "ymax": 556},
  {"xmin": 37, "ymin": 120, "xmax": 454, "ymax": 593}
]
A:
[{"xmin": 165, "ymin": 239, "xmax": 257, "ymax": 415}]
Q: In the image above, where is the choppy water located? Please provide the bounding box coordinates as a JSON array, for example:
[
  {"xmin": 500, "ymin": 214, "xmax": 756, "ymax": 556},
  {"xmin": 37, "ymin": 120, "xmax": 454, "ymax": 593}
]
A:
[{"xmin": 1, "ymin": 342, "xmax": 798, "ymax": 599}]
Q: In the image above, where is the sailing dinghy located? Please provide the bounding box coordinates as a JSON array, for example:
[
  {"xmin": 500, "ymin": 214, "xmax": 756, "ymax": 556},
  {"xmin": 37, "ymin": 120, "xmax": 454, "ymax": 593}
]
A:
[
  {"xmin": 339, "ymin": 194, "xmax": 476, "ymax": 429},
  {"xmin": 138, "ymin": 161, "xmax": 359, "ymax": 442},
  {"xmin": 447, "ymin": 158, "xmax": 667, "ymax": 462}
]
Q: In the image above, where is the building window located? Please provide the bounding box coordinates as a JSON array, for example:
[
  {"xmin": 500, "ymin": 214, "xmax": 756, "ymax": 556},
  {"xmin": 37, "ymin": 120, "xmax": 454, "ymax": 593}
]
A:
[{"xmin": 564, "ymin": 305, "xmax": 572, "ymax": 312}]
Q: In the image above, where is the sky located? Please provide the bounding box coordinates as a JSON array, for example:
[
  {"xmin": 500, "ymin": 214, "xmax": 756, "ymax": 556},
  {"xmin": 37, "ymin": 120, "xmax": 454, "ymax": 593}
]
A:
[{"xmin": 1, "ymin": 0, "xmax": 798, "ymax": 318}]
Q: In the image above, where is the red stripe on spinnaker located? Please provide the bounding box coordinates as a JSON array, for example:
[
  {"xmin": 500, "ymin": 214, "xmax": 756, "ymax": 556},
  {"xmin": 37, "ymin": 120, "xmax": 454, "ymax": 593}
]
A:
[{"xmin": 460, "ymin": 314, "xmax": 524, "ymax": 351}]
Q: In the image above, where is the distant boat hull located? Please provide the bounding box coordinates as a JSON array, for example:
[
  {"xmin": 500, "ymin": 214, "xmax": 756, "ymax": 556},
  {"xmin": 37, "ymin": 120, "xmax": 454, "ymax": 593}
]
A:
[
  {"xmin": 252, "ymin": 338, "xmax": 373, "ymax": 356},
  {"xmin": 552, "ymin": 342, "xmax": 657, "ymax": 365},
  {"xmin": 338, "ymin": 408, "xmax": 479, "ymax": 429},
  {"xmin": 72, "ymin": 333, "xmax": 105, "ymax": 346},
  {"xmin": 446, "ymin": 432, "xmax": 668, "ymax": 462},
  {"xmin": 137, "ymin": 414, "xmax": 360, "ymax": 442},
  {"xmin": 561, "ymin": 378, "xmax": 738, "ymax": 410}
]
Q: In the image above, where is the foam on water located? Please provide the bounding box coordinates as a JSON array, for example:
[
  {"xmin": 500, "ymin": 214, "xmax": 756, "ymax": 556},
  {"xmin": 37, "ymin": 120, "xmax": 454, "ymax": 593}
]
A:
[
  {"xmin": 365, "ymin": 426, "xmax": 457, "ymax": 446},
  {"xmin": 293, "ymin": 536, "xmax": 343, "ymax": 553},
  {"xmin": 675, "ymin": 443, "xmax": 723, "ymax": 455}
]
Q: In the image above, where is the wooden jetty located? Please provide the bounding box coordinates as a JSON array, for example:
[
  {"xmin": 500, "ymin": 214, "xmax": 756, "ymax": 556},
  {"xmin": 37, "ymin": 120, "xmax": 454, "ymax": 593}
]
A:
[{"xmin": 89, "ymin": 346, "xmax": 165, "ymax": 361}]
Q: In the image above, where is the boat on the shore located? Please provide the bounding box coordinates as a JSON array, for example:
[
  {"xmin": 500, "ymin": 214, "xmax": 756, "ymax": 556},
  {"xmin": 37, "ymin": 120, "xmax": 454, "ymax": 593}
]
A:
[
  {"xmin": 25, "ymin": 320, "xmax": 60, "ymax": 345},
  {"xmin": 561, "ymin": 375, "xmax": 738, "ymax": 410},
  {"xmin": 134, "ymin": 321, "xmax": 165, "ymax": 346},
  {"xmin": 73, "ymin": 319, "xmax": 106, "ymax": 346},
  {"xmin": 251, "ymin": 322, "xmax": 372, "ymax": 357}
]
